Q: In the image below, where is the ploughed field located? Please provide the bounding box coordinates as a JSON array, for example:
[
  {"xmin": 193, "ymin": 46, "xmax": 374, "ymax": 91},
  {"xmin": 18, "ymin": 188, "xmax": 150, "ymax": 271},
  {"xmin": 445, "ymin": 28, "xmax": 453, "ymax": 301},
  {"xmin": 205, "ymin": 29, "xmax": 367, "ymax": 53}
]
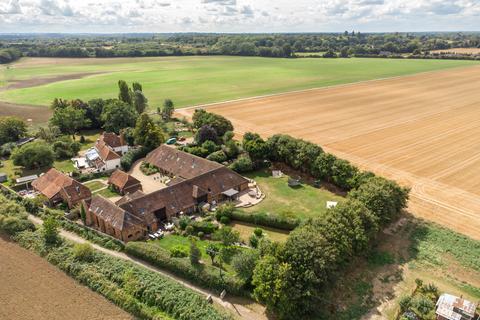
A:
[
  {"xmin": 179, "ymin": 65, "xmax": 480, "ymax": 240},
  {"xmin": 0, "ymin": 236, "xmax": 132, "ymax": 320}
]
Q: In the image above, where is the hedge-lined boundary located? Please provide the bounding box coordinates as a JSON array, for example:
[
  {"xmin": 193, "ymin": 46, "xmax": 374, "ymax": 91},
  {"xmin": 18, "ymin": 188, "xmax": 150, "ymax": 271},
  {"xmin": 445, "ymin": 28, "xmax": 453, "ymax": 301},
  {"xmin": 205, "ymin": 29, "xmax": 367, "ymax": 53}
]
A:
[
  {"xmin": 13, "ymin": 230, "xmax": 229, "ymax": 320},
  {"xmin": 126, "ymin": 241, "xmax": 247, "ymax": 297}
]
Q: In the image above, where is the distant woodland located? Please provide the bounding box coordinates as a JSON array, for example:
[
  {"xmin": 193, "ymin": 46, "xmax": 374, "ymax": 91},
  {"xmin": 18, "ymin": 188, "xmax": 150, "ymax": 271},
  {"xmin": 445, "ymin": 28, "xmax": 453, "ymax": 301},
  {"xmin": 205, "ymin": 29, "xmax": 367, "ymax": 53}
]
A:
[{"xmin": 1, "ymin": 32, "xmax": 480, "ymax": 63}]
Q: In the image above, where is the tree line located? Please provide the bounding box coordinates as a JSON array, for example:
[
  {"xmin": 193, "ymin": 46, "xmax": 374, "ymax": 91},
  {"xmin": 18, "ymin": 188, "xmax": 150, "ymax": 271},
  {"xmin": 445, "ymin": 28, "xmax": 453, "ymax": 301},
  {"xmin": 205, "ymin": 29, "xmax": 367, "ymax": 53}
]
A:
[{"xmin": 2, "ymin": 32, "xmax": 480, "ymax": 63}]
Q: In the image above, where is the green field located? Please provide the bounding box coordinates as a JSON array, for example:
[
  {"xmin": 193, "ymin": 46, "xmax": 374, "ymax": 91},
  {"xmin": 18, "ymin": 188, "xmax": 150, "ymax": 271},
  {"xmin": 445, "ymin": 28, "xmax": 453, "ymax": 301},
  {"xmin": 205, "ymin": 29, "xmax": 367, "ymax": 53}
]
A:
[{"xmin": 0, "ymin": 56, "xmax": 477, "ymax": 108}]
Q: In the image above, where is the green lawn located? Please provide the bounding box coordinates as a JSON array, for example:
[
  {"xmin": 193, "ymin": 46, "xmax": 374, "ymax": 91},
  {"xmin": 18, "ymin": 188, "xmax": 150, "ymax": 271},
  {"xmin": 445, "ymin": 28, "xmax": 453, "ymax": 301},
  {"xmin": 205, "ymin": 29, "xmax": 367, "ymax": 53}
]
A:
[
  {"xmin": 0, "ymin": 158, "xmax": 75, "ymax": 186},
  {"xmin": 84, "ymin": 180, "xmax": 107, "ymax": 192},
  {"xmin": 151, "ymin": 234, "xmax": 241, "ymax": 274},
  {"xmin": 94, "ymin": 187, "xmax": 119, "ymax": 198},
  {"xmin": 78, "ymin": 129, "xmax": 101, "ymax": 151},
  {"xmin": 1, "ymin": 56, "xmax": 476, "ymax": 108},
  {"xmin": 230, "ymin": 221, "xmax": 289, "ymax": 243},
  {"xmin": 243, "ymin": 169, "xmax": 343, "ymax": 220}
]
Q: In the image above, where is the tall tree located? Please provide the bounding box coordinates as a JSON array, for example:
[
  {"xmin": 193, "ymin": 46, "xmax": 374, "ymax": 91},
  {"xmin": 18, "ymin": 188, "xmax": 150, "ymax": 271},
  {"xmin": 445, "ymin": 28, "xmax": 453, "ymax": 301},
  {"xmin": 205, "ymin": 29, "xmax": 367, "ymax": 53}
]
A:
[
  {"xmin": 132, "ymin": 82, "xmax": 142, "ymax": 92},
  {"xmin": 118, "ymin": 80, "xmax": 132, "ymax": 105},
  {"xmin": 101, "ymin": 100, "xmax": 138, "ymax": 134},
  {"xmin": 0, "ymin": 116, "xmax": 27, "ymax": 144},
  {"xmin": 50, "ymin": 105, "xmax": 90, "ymax": 139},
  {"xmin": 133, "ymin": 113, "xmax": 165, "ymax": 150},
  {"xmin": 162, "ymin": 99, "xmax": 175, "ymax": 121},
  {"xmin": 133, "ymin": 90, "xmax": 148, "ymax": 114},
  {"xmin": 11, "ymin": 141, "xmax": 54, "ymax": 169}
]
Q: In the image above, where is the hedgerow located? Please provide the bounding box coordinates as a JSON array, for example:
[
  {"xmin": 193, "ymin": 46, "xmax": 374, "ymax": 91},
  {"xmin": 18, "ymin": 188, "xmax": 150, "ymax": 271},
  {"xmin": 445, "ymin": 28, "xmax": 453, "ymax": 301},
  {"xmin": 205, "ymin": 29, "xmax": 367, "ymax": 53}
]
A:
[{"xmin": 14, "ymin": 230, "xmax": 230, "ymax": 320}]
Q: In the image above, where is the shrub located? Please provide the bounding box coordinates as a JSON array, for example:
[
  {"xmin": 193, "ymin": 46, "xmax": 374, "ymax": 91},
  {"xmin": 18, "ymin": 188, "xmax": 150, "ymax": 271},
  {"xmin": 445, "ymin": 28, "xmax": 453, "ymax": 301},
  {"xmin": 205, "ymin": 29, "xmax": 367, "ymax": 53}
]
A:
[
  {"xmin": 42, "ymin": 216, "xmax": 60, "ymax": 245},
  {"xmin": 73, "ymin": 243, "xmax": 95, "ymax": 262},
  {"xmin": 399, "ymin": 295, "xmax": 412, "ymax": 312},
  {"xmin": 219, "ymin": 215, "xmax": 230, "ymax": 225},
  {"xmin": 197, "ymin": 231, "xmax": 205, "ymax": 239},
  {"xmin": 170, "ymin": 246, "xmax": 188, "ymax": 258},
  {"xmin": 232, "ymin": 250, "xmax": 259, "ymax": 283},
  {"xmin": 207, "ymin": 150, "xmax": 227, "ymax": 163},
  {"xmin": 213, "ymin": 226, "xmax": 240, "ymax": 246},
  {"xmin": 253, "ymin": 228, "xmax": 263, "ymax": 237},
  {"xmin": 0, "ymin": 216, "xmax": 35, "ymax": 235},
  {"xmin": 190, "ymin": 239, "xmax": 201, "ymax": 265},
  {"xmin": 249, "ymin": 234, "xmax": 259, "ymax": 248},
  {"xmin": 215, "ymin": 203, "xmax": 234, "ymax": 221},
  {"xmin": 191, "ymin": 220, "xmax": 218, "ymax": 234},
  {"xmin": 185, "ymin": 225, "xmax": 194, "ymax": 235},
  {"xmin": 229, "ymin": 155, "xmax": 253, "ymax": 173},
  {"xmin": 179, "ymin": 216, "xmax": 190, "ymax": 230}
]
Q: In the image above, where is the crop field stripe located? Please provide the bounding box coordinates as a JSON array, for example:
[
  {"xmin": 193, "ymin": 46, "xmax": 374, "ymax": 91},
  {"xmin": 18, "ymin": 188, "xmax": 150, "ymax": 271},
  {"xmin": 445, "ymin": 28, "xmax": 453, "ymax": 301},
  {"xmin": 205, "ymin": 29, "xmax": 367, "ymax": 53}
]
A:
[
  {"xmin": 179, "ymin": 65, "xmax": 480, "ymax": 240},
  {"xmin": 0, "ymin": 56, "xmax": 477, "ymax": 108}
]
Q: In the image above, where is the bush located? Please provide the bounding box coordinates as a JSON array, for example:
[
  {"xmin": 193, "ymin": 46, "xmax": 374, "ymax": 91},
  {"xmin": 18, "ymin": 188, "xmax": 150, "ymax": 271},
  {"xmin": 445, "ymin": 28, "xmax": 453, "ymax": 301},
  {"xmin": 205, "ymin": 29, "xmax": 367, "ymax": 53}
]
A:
[
  {"xmin": 0, "ymin": 216, "xmax": 35, "ymax": 235},
  {"xmin": 197, "ymin": 231, "xmax": 205, "ymax": 239},
  {"xmin": 399, "ymin": 295, "xmax": 412, "ymax": 312},
  {"xmin": 185, "ymin": 225, "xmax": 194, "ymax": 235},
  {"xmin": 191, "ymin": 220, "xmax": 218, "ymax": 234},
  {"xmin": 219, "ymin": 215, "xmax": 230, "ymax": 225},
  {"xmin": 249, "ymin": 234, "xmax": 259, "ymax": 248},
  {"xmin": 253, "ymin": 228, "xmax": 263, "ymax": 237},
  {"xmin": 215, "ymin": 203, "xmax": 235, "ymax": 221},
  {"xmin": 126, "ymin": 241, "xmax": 247, "ymax": 296},
  {"xmin": 178, "ymin": 216, "xmax": 190, "ymax": 230},
  {"xmin": 207, "ymin": 150, "xmax": 227, "ymax": 163},
  {"xmin": 229, "ymin": 154, "xmax": 253, "ymax": 173},
  {"xmin": 73, "ymin": 243, "xmax": 95, "ymax": 262},
  {"xmin": 170, "ymin": 245, "xmax": 188, "ymax": 258},
  {"xmin": 190, "ymin": 239, "xmax": 201, "ymax": 265}
]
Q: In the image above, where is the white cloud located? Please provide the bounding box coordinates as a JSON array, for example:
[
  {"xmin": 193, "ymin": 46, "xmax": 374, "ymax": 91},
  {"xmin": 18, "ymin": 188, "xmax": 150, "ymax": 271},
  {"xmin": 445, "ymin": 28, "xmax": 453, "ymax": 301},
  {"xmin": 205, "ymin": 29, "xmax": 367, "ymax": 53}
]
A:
[
  {"xmin": 0, "ymin": 0, "xmax": 22, "ymax": 14},
  {"xmin": 0, "ymin": 0, "xmax": 478, "ymax": 33},
  {"xmin": 39, "ymin": 0, "xmax": 74, "ymax": 16}
]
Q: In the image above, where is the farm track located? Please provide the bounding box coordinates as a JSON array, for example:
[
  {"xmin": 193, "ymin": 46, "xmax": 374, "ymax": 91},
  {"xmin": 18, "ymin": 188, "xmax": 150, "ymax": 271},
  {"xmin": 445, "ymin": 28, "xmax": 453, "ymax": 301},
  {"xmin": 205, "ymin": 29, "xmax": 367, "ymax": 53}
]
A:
[{"xmin": 178, "ymin": 65, "xmax": 480, "ymax": 240}]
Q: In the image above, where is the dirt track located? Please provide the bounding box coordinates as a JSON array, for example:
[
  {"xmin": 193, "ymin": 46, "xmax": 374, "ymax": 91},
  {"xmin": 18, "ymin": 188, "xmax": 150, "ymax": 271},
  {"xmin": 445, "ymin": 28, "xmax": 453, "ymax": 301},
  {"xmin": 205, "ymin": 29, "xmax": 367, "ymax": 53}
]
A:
[
  {"xmin": 0, "ymin": 236, "xmax": 132, "ymax": 320},
  {"xmin": 178, "ymin": 65, "xmax": 480, "ymax": 240}
]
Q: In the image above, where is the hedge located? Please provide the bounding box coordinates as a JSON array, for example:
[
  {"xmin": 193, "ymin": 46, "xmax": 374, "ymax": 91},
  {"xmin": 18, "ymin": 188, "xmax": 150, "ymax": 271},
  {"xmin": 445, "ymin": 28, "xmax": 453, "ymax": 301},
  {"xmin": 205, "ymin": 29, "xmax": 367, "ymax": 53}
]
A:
[
  {"xmin": 230, "ymin": 210, "xmax": 299, "ymax": 231},
  {"xmin": 58, "ymin": 219, "xmax": 125, "ymax": 251},
  {"xmin": 14, "ymin": 231, "xmax": 229, "ymax": 320},
  {"xmin": 125, "ymin": 241, "xmax": 247, "ymax": 297}
]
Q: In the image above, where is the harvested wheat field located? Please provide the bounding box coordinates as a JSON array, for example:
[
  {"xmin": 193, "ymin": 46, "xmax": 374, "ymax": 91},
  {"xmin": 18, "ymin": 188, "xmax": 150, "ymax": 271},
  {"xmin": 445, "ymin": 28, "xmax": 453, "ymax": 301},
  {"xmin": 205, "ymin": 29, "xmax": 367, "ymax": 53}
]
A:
[
  {"xmin": 178, "ymin": 65, "xmax": 480, "ymax": 240},
  {"xmin": 0, "ymin": 236, "xmax": 132, "ymax": 320},
  {"xmin": 430, "ymin": 47, "xmax": 480, "ymax": 55}
]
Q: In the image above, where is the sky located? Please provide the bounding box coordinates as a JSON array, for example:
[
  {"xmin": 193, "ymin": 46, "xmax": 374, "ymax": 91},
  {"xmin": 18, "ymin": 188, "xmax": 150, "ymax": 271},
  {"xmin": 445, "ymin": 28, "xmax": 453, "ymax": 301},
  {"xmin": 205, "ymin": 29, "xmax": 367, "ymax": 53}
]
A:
[{"xmin": 0, "ymin": 0, "xmax": 479, "ymax": 33}]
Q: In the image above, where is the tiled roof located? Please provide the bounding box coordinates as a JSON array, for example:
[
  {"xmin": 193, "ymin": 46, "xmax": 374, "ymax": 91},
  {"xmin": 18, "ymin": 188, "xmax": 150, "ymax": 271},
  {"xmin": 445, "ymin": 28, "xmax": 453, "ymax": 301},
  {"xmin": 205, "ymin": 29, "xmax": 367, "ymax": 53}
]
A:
[
  {"xmin": 145, "ymin": 145, "xmax": 222, "ymax": 179},
  {"xmin": 100, "ymin": 132, "xmax": 125, "ymax": 148},
  {"xmin": 32, "ymin": 168, "xmax": 91, "ymax": 203},
  {"xmin": 119, "ymin": 165, "xmax": 248, "ymax": 219},
  {"xmin": 115, "ymin": 190, "xmax": 145, "ymax": 206},
  {"xmin": 96, "ymin": 142, "xmax": 120, "ymax": 161},
  {"xmin": 89, "ymin": 195, "xmax": 143, "ymax": 231},
  {"xmin": 108, "ymin": 169, "xmax": 140, "ymax": 189}
]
